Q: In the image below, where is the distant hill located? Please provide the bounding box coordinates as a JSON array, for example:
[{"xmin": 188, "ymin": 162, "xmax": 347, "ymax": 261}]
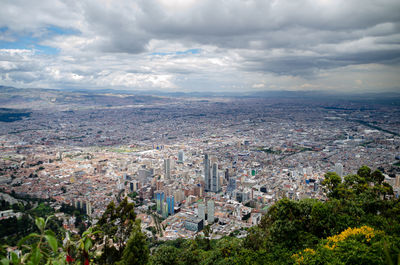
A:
[
  {"xmin": 0, "ymin": 85, "xmax": 172, "ymax": 110},
  {"xmin": 1, "ymin": 85, "xmax": 400, "ymax": 110}
]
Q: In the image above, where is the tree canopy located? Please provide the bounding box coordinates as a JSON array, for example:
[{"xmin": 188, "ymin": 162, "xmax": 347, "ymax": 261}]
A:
[{"xmin": 1, "ymin": 166, "xmax": 399, "ymax": 265}]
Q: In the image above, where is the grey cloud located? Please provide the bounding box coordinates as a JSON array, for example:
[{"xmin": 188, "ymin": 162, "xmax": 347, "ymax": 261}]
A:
[
  {"xmin": 0, "ymin": 0, "xmax": 81, "ymax": 32},
  {"xmin": 76, "ymin": 0, "xmax": 400, "ymax": 77},
  {"xmin": 6, "ymin": 71, "xmax": 41, "ymax": 83},
  {"xmin": 81, "ymin": 0, "xmax": 149, "ymax": 54},
  {"xmin": 241, "ymin": 47, "xmax": 400, "ymax": 77},
  {"xmin": 1, "ymin": 0, "xmax": 400, "ymax": 91}
]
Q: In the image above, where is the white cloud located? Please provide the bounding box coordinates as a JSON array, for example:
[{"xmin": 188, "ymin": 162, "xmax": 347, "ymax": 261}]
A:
[
  {"xmin": 252, "ymin": 83, "xmax": 266, "ymax": 89},
  {"xmin": 0, "ymin": 0, "xmax": 399, "ymax": 92},
  {"xmin": 0, "ymin": 61, "xmax": 17, "ymax": 71}
]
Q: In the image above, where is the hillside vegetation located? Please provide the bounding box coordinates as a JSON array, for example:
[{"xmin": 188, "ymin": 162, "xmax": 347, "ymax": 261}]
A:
[{"xmin": 1, "ymin": 165, "xmax": 399, "ymax": 265}]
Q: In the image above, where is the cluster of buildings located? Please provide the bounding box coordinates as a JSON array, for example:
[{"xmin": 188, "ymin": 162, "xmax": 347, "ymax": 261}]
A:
[{"xmin": 0, "ymin": 98, "xmax": 399, "ymax": 239}]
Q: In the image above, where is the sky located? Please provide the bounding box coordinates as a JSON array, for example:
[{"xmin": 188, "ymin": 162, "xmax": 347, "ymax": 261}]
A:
[{"xmin": 0, "ymin": 0, "xmax": 399, "ymax": 93}]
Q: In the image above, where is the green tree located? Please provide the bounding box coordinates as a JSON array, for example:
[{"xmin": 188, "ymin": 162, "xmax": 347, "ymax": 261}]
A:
[
  {"xmin": 95, "ymin": 197, "xmax": 137, "ymax": 264},
  {"xmin": 149, "ymin": 244, "xmax": 178, "ymax": 265},
  {"xmin": 117, "ymin": 220, "xmax": 149, "ymax": 265},
  {"xmin": 30, "ymin": 202, "xmax": 54, "ymax": 218},
  {"xmin": 12, "ymin": 216, "xmax": 63, "ymax": 264},
  {"xmin": 343, "ymin": 174, "xmax": 368, "ymax": 195},
  {"xmin": 292, "ymin": 226, "xmax": 400, "ymax": 265},
  {"xmin": 1, "ymin": 217, "xmax": 100, "ymax": 265},
  {"xmin": 357, "ymin": 165, "xmax": 372, "ymax": 181},
  {"xmin": 74, "ymin": 227, "xmax": 101, "ymax": 265},
  {"xmin": 371, "ymin": 169, "xmax": 385, "ymax": 185},
  {"xmin": 321, "ymin": 172, "xmax": 342, "ymax": 199}
]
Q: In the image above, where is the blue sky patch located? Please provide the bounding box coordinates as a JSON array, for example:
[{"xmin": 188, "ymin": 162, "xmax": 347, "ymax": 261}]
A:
[
  {"xmin": 0, "ymin": 25, "xmax": 78, "ymax": 54},
  {"xmin": 151, "ymin": 48, "xmax": 201, "ymax": 56},
  {"xmin": 46, "ymin": 25, "xmax": 80, "ymax": 36}
]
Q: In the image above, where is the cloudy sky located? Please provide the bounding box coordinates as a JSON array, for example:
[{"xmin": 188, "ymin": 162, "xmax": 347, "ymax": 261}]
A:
[{"xmin": 0, "ymin": 0, "xmax": 399, "ymax": 93}]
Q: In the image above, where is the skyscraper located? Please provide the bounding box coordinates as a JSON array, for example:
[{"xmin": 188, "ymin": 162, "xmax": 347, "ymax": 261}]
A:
[
  {"xmin": 164, "ymin": 158, "xmax": 171, "ymax": 179},
  {"xmin": 155, "ymin": 191, "xmax": 164, "ymax": 214},
  {"xmin": 86, "ymin": 200, "xmax": 92, "ymax": 216},
  {"xmin": 162, "ymin": 202, "xmax": 169, "ymax": 218},
  {"xmin": 204, "ymin": 154, "xmax": 211, "ymax": 191},
  {"xmin": 306, "ymin": 166, "xmax": 313, "ymax": 177},
  {"xmin": 166, "ymin": 195, "xmax": 174, "ymax": 215},
  {"xmin": 129, "ymin": 180, "xmax": 139, "ymax": 193},
  {"xmin": 198, "ymin": 203, "xmax": 205, "ymax": 221},
  {"xmin": 138, "ymin": 168, "xmax": 153, "ymax": 183},
  {"xmin": 211, "ymin": 162, "xmax": 220, "ymax": 192},
  {"xmin": 225, "ymin": 168, "xmax": 230, "ymax": 181},
  {"xmin": 227, "ymin": 176, "xmax": 236, "ymax": 195},
  {"xmin": 335, "ymin": 163, "xmax": 344, "ymax": 179},
  {"xmin": 178, "ymin": 150, "xmax": 184, "ymax": 163},
  {"xmin": 207, "ymin": 200, "xmax": 214, "ymax": 223}
]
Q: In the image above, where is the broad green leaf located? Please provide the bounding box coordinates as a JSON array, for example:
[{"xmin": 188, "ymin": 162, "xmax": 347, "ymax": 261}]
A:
[
  {"xmin": 82, "ymin": 227, "xmax": 92, "ymax": 237},
  {"xmin": 44, "ymin": 230, "xmax": 56, "ymax": 238},
  {"xmin": 35, "ymin": 217, "xmax": 45, "ymax": 232},
  {"xmin": 51, "ymin": 260, "xmax": 63, "ymax": 265},
  {"xmin": 30, "ymin": 246, "xmax": 42, "ymax": 265},
  {"xmin": 0, "ymin": 258, "xmax": 10, "ymax": 265},
  {"xmin": 44, "ymin": 215, "xmax": 54, "ymax": 227},
  {"xmin": 44, "ymin": 231, "xmax": 58, "ymax": 252},
  {"xmin": 21, "ymin": 252, "xmax": 31, "ymax": 264},
  {"xmin": 84, "ymin": 238, "xmax": 92, "ymax": 252},
  {"xmin": 17, "ymin": 233, "xmax": 40, "ymax": 247},
  {"xmin": 78, "ymin": 241, "xmax": 84, "ymax": 250},
  {"xmin": 91, "ymin": 230, "xmax": 101, "ymax": 235},
  {"xmin": 10, "ymin": 252, "xmax": 18, "ymax": 264}
]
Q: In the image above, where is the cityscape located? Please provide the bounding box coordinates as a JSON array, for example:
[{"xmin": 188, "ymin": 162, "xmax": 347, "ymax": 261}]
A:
[
  {"xmin": 1, "ymin": 87, "xmax": 399, "ymax": 240},
  {"xmin": 1, "ymin": 0, "xmax": 400, "ymax": 263}
]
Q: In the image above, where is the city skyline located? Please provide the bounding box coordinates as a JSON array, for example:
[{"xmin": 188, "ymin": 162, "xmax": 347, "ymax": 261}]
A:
[
  {"xmin": 1, "ymin": 2, "xmax": 399, "ymax": 259},
  {"xmin": 1, "ymin": 0, "xmax": 399, "ymax": 93}
]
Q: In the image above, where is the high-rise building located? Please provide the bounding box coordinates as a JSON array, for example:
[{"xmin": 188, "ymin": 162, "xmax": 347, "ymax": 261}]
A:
[
  {"xmin": 74, "ymin": 200, "xmax": 80, "ymax": 209},
  {"xmin": 225, "ymin": 168, "xmax": 230, "ymax": 181},
  {"xmin": 306, "ymin": 166, "xmax": 313, "ymax": 177},
  {"xmin": 198, "ymin": 203, "xmax": 205, "ymax": 221},
  {"xmin": 155, "ymin": 191, "xmax": 164, "ymax": 214},
  {"xmin": 129, "ymin": 180, "xmax": 139, "ymax": 192},
  {"xmin": 82, "ymin": 201, "xmax": 87, "ymax": 214},
  {"xmin": 86, "ymin": 201, "xmax": 92, "ymax": 216},
  {"xmin": 204, "ymin": 154, "xmax": 211, "ymax": 191},
  {"xmin": 138, "ymin": 168, "xmax": 153, "ymax": 183},
  {"xmin": 164, "ymin": 158, "xmax": 171, "ymax": 179},
  {"xmin": 166, "ymin": 195, "xmax": 174, "ymax": 215},
  {"xmin": 156, "ymin": 180, "xmax": 164, "ymax": 191},
  {"xmin": 207, "ymin": 200, "xmax": 214, "ymax": 223},
  {"xmin": 335, "ymin": 163, "xmax": 344, "ymax": 179},
  {"xmin": 162, "ymin": 202, "xmax": 169, "ymax": 218},
  {"xmin": 178, "ymin": 150, "xmax": 184, "ymax": 163},
  {"xmin": 116, "ymin": 175, "xmax": 124, "ymax": 190},
  {"xmin": 174, "ymin": 190, "xmax": 185, "ymax": 203},
  {"xmin": 235, "ymin": 190, "xmax": 250, "ymax": 203},
  {"xmin": 227, "ymin": 177, "xmax": 236, "ymax": 195},
  {"xmin": 193, "ymin": 184, "xmax": 203, "ymax": 197},
  {"xmin": 211, "ymin": 163, "xmax": 220, "ymax": 192},
  {"xmin": 185, "ymin": 218, "xmax": 204, "ymax": 232}
]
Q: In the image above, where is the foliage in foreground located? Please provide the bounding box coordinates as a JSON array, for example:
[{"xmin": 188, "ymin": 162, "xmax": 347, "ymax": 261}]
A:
[{"xmin": 1, "ymin": 165, "xmax": 400, "ymax": 264}]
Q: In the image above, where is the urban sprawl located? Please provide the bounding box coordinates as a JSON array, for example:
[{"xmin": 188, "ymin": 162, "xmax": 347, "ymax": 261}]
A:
[{"xmin": 1, "ymin": 97, "xmax": 399, "ymax": 240}]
